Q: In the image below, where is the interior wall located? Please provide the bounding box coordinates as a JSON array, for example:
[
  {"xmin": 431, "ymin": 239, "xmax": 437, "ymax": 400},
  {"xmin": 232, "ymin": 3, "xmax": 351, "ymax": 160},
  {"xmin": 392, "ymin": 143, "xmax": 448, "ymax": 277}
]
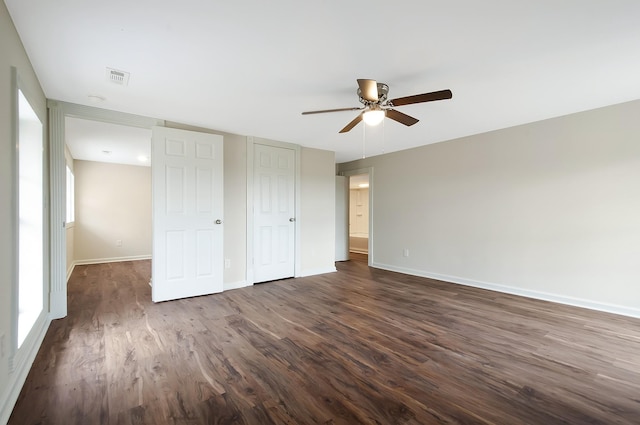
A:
[
  {"xmin": 338, "ymin": 99, "xmax": 640, "ymax": 317},
  {"xmin": 0, "ymin": 2, "xmax": 48, "ymax": 422},
  {"xmin": 73, "ymin": 160, "xmax": 152, "ymax": 263},
  {"xmin": 300, "ymin": 147, "xmax": 336, "ymax": 276}
]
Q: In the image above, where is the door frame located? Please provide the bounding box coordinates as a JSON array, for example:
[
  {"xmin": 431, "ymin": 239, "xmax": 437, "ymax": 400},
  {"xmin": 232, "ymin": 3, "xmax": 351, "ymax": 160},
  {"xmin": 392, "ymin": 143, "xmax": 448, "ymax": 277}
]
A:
[
  {"xmin": 339, "ymin": 167, "xmax": 374, "ymax": 266},
  {"xmin": 48, "ymin": 100, "xmax": 163, "ymax": 319},
  {"xmin": 245, "ymin": 136, "xmax": 301, "ymax": 284}
]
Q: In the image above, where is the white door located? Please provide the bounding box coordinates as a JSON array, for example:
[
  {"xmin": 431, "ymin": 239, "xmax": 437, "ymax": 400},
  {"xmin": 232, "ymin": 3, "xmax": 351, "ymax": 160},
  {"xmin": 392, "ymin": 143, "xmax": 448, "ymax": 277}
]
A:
[
  {"xmin": 151, "ymin": 126, "xmax": 224, "ymax": 302},
  {"xmin": 254, "ymin": 144, "xmax": 295, "ymax": 282}
]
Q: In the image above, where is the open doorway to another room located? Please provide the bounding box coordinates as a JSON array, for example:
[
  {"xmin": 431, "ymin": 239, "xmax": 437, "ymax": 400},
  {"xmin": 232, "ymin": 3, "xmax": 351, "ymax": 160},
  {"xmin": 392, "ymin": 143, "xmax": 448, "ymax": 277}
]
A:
[
  {"xmin": 348, "ymin": 173, "xmax": 369, "ymax": 262},
  {"xmin": 64, "ymin": 117, "xmax": 152, "ymax": 282}
]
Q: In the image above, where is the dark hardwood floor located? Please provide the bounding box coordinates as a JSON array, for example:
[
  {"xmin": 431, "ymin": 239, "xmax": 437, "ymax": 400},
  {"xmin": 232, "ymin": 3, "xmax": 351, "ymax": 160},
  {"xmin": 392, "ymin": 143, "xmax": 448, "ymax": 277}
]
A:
[{"xmin": 9, "ymin": 259, "xmax": 640, "ymax": 424}]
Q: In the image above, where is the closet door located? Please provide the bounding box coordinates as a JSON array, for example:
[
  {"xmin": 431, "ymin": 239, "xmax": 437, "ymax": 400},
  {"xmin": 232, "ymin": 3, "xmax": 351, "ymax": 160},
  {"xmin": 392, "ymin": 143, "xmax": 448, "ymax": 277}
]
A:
[{"xmin": 253, "ymin": 144, "xmax": 295, "ymax": 282}]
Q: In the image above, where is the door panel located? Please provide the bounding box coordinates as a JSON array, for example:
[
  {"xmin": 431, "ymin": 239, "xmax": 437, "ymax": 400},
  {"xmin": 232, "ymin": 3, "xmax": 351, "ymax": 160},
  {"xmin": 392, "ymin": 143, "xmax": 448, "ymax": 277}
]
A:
[
  {"xmin": 152, "ymin": 126, "xmax": 223, "ymax": 302},
  {"xmin": 254, "ymin": 144, "xmax": 295, "ymax": 282}
]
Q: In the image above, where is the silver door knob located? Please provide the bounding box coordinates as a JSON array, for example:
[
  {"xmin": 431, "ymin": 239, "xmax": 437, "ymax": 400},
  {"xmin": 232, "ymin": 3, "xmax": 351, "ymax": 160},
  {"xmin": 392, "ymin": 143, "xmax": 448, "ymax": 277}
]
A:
[
  {"xmin": 289, "ymin": 218, "xmax": 295, "ymax": 222},
  {"xmin": 215, "ymin": 219, "xmax": 222, "ymax": 224}
]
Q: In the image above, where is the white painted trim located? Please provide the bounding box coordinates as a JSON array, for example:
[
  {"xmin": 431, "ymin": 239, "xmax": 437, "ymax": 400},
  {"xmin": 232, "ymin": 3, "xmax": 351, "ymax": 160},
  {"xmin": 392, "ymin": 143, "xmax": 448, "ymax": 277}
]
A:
[
  {"xmin": 245, "ymin": 136, "xmax": 255, "ymax": 285},
  {"xmin": 299, "ymin": 266, "xmax": 338, "ymax": 278},
  {"xmin": 372, "ymin": 261, "xmax": 640, "ymax": 319},
  {"xmin": 66, "ymin": 262, "xmax": 76, "ymax": 282},
  {"xmin": 66, "ymin": 256, "xmax": 150, "ymax": 279},
  {"xmin": 73, "ymin": 255, "xmax": 152, "ymax": 266},
  {"xmin": 1, "ymin": 314, "xmax": 51, "ymax": 425},
  {"xmin": 47, "ymin": 100, "xmax": 163, "ymax": 129},
  {"xmin": 349, "ymin": 248, "xmax": 369, "ymax": 255},
  {"xmin": 9, "ymin": 66, "xmax": 19, "ymax": 374},
  {"xmin": 223, "ymin": 280, "xmax": 250, "ymax": 291},
  {"xmin": 294, "ymin": 146, "xmax": 302, "ymax": 278},
  {"xmin": 48, "ymin": 104, "xmax": 67, "ymax": 319}
]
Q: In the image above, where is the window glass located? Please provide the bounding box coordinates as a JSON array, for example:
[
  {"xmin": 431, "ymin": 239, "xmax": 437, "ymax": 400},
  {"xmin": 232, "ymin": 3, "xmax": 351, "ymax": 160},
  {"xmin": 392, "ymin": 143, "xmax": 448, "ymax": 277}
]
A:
[{"xmin": 17, "ymin": 89, "xmax": 44, "ymax": 348}]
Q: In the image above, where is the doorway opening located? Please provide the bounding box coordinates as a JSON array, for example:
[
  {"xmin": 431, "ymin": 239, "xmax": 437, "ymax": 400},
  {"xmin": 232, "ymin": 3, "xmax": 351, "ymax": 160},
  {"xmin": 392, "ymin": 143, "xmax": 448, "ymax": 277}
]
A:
[
  {"xmin": 48, "ymin": 101, "xmax": 163, "ymax": 318},
  {"xmin": 64, "ymin": 116, "xmax": 152, "ymax": 295},
  {"xmin": 349, "ymin": 173, "xmax": 369, "ymax": 262}
]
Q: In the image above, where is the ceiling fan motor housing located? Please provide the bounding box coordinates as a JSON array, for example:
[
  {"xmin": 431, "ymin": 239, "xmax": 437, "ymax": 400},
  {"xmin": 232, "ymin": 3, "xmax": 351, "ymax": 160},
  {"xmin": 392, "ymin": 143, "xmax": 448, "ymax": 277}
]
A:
[{"xmin": 358, "ymin": 82, "xmax": 389, "ymax": 105}]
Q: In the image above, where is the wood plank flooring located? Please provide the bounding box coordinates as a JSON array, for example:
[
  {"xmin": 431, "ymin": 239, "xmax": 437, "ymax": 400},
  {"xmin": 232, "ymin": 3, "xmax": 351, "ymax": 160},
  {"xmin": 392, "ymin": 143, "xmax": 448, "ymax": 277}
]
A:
[{"xmin": 9, "ymin": 257, "xmax": 640, "ymax": 424}]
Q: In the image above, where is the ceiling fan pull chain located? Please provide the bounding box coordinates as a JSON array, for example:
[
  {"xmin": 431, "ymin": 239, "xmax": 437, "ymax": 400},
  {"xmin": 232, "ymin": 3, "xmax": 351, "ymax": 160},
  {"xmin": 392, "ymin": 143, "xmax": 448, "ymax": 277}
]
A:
[
  {"xmin": 362, "ymin": 122, "xmax": 366, "ymax": 159},
  {"xmin": 381, "ymin": 118, "xmax": 386, "ymax": 155}
]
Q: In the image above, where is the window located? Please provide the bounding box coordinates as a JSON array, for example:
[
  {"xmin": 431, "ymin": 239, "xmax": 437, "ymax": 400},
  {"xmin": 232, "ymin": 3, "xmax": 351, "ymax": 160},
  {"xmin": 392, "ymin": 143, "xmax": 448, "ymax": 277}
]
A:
[
  {"xmin": 66, "ymin": 165, "xmax": 75, "ymax": 225},
  {"xmin": 17, "ymin": 88, "xmax": 44, "ymax": 348}
]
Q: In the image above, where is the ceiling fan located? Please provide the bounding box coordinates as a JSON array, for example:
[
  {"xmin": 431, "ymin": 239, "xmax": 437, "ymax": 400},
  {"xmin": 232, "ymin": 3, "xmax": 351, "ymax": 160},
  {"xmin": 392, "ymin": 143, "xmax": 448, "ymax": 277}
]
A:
[{"xmin": 302, "ymin": 79, "xmax": 453, "ymax": 133}]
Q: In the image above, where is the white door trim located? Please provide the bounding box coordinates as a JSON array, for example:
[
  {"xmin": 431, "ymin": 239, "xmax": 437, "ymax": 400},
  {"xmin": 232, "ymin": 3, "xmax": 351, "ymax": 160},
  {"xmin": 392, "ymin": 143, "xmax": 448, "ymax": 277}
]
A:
[{"xmin": 246, "ymin": 136, "xmax": 301, "ymax": 284}]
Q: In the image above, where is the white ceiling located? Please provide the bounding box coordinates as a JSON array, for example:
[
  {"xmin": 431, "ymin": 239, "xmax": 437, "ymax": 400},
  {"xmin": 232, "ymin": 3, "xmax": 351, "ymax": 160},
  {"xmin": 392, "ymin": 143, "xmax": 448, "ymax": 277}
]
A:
[
  {"xmin": 65, "ymin": 117, "xmax": 151, "ymax": 167},
  {"xmin": 6, "ymin": 1, "xmax": 640, "ymax": 163}
]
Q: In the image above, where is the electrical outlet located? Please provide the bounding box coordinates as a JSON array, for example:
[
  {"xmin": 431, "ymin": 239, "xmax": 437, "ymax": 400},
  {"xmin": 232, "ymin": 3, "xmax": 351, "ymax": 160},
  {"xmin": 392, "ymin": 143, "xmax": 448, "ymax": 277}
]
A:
[
  {"xmin": 224, "ymin": 259, "xmax": 231, "ymax": 269},
  {"xmin": 116, "ymin": 239, "xmax": 122, "ymax": 247},
  {"xmin": 403, "ymin": 248, "xmax": 409, "ymax": 257}
]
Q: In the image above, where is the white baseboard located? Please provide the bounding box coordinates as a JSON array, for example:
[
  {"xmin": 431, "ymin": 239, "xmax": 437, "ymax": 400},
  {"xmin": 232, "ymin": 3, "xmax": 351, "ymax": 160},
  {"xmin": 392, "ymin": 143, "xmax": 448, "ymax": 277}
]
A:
[
  {"xmin": 66, "ymin": 262, "xmax": 76, "ymax": 282},
  {"xmin": 74, "ymin": 255, "xmax": 151, "ymax": 266},
  {"xmin": 49, "ymin": 289, "xmax": 67, "ymax": 320},
  {"xmin": 349, "ymin": 249, "xmax": 369, "ymax": 254},
  {"xmin": 372, "ymin": 261, "xmax": 640, "ymax": 319},
  {"xmin": 223, "ymin": 280, "xmax": 250, "ymax": 291},
  {"xmin": 0, "ymin": 313, "xmax": 51, "ymax": 425},
  {"xmin": 299, "ymin": 266, "xmax": 337, "ymax": 278}
]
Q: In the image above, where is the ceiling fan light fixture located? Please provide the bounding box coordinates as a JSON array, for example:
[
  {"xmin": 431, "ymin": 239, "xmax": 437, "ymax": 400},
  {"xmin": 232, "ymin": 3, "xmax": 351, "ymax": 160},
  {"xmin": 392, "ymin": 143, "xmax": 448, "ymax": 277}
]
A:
[
  {"xmin": 301, "ymin": 79, "xmax": 452, "ymax": 133},
  {"xmin": 363, "ymin": 109, "xmax": 385, "ymax": 126}
]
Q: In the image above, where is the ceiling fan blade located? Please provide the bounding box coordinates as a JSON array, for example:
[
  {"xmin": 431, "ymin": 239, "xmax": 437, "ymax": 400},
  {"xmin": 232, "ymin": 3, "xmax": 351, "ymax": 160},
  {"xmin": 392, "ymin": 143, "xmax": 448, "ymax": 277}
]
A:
[
  {"xmin": 386, "ymin": 109, "xmax": 419, "ymax": 126},
  {"xmin": 357, "ymin": 79, "xmax": 379, "ymax": 102},
  {"xmin": 339, "ymin": 113, "xmax": 364, "ymax": 133},
  {"xmin": 390, "ymin": 89, "xmax": 453, "ymax": 107},
  {"xmin": 302, "ymin": 107, "xmax": 363, "ymax": 115}
]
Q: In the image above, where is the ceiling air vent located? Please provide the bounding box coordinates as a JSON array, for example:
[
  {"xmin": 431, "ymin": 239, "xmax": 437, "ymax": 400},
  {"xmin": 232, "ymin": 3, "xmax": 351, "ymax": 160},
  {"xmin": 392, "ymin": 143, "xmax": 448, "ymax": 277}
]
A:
[{"xmin": 106, "ymin": 67, "xmax": 130, "ymax": 86}]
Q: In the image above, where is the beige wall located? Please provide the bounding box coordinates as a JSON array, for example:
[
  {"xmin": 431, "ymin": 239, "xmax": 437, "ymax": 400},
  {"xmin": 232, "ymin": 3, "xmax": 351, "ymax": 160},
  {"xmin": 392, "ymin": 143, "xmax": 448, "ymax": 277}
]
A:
[
  {"xmin": 339, "ymin": 99, "xmax": 640, "ymax": 317},
  {"xmin": 74, "ymin": 160, "xmax": 152, "ymax": 263},
  {"xmin": 0, "ymin": 2, "xmax": 48, "ymax": 421},
  {"xmin": 300, "ymin": 147, "xmax": 336, "ymax": 276},
  {"xmin": 221, "ymin": 133, "xmax": 249, "ymax": 285}
]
